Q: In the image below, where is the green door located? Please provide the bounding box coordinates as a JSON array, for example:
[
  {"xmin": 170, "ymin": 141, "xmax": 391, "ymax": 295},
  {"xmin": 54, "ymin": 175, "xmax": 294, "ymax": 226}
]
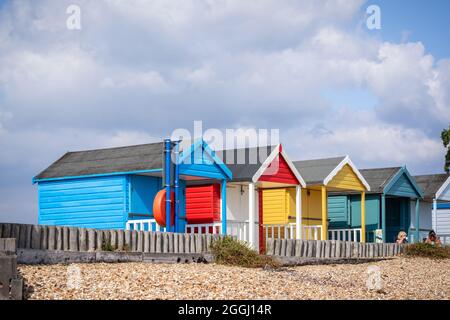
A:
[{"xmin": 385, "ymin": 197, "xmax": 410, "ymax": 243}]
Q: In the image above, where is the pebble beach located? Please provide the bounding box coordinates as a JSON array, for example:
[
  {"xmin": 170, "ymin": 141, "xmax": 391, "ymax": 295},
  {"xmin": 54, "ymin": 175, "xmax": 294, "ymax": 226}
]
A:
[{"xmin": 18, "ymin": 257, "xmax": 450, "ymax": 300}]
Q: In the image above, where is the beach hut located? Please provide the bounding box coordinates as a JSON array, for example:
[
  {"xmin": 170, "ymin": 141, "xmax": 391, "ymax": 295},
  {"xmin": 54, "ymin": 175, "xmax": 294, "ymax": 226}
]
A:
[
  {"xmin": 328, "ymin": 167, "xmax": 424, "ymax": 243},
  {"xmin": 260, "ymin": 156, "xmax": 370, "ymax": 242},
  {"xmin": 33, "ymin": 139, "xmax": 232, "ymax": 233},
  {"xmin": 414, "ymin": 174, "xmax": 450, "ymax": 244},
  {"xmin": 185, "ymin": 144, "xmax": 305, "ymax": 250},
  {"xmin": 290, "ymin": 156, "xmax": 371, "ymax": 242}
]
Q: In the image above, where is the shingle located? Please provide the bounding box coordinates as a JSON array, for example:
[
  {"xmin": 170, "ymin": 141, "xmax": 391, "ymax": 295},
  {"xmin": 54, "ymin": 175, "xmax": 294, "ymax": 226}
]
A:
[
  {"xmin": 359, "ymin": 167, "xmax": 401, "ymax": 193},
  {"xmin": 216, "ymin": 145, "xmax": 275, "ymax": 182},
  {"xmin": 34, "ymin": 142, "xmax": 164, "ymax": 180},
  {"xmin": 293, "ymin": 156, "xmax": 346, "ymax": 185},
  {"xmin": 414, "ymin": 174, "xmax": 449, "ymax": 201}
]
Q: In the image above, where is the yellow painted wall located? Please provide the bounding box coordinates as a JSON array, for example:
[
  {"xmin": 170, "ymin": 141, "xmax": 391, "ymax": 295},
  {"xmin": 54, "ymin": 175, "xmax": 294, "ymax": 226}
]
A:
[
  {"xmin": 327, "ymin": 164, "xmax": 366, "ymax": 191},
  {"xmin": 263, "ymin": 187, "xmax": 324, "ymax": 226},
  {"xmin": 263, "ymin": 187, "xmax": 326, "ymax": 239},
  {"xmin": 262, "ymin": 188, "xmax": 295, "ymax": 224},
  {"xmin": 301, "ymin": 188, "xmax": 322, "ymax": 226}
]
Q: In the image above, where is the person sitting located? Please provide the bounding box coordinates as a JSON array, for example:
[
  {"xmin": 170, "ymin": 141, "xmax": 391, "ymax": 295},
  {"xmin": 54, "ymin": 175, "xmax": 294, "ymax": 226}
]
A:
[
  {"xmin": 425, "ymin": 230, "xmax": 441, "ymax": 246},
  {"xmin": 396, "ymin": 231, "xmax": 408, "ymax": 244}
]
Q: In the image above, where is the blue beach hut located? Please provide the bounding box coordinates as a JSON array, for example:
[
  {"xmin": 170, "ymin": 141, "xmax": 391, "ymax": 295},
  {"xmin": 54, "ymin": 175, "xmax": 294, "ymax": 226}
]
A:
[{"xmin": 33, "ymin": 139, "xmax": 232, "ymax": 233}]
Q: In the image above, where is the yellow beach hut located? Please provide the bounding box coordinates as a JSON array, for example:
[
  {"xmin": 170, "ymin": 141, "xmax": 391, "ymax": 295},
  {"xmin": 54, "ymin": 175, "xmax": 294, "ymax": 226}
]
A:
[{"xmin": 263, "ymin": 156, "xmax": 371, "ymax": 242}]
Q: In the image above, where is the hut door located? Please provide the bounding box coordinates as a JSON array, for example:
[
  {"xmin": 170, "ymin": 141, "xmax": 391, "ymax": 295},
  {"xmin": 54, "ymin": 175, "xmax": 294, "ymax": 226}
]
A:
[{"xmin": 385, "ymin": 197, "xmax": 411, "ymax": 243}]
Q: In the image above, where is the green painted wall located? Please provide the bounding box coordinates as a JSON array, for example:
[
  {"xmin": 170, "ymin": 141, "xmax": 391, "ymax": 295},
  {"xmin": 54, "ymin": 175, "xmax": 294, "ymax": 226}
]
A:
[{"xmin": 328, "ymin": 194, "xmax": 380, "ymax": 242}]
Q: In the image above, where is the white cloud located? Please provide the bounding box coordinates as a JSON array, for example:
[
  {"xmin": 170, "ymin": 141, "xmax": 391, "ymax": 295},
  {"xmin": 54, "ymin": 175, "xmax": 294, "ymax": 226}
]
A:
[{"xmin": 0, "ymin": 0, "xmax": 449, "ymax": 223}]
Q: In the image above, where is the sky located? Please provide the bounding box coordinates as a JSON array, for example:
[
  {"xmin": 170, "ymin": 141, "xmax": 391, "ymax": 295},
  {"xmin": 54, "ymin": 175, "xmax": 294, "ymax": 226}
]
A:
[{"xmin": 0, "ymin": 0, "xmax": 449, "ymax": 224}]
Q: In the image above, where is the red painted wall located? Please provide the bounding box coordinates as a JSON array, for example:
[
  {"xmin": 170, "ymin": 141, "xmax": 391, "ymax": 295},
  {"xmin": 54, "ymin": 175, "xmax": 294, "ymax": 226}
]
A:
[
  {"xmin": 185, "ymin": 184, "xmax": 221, "ymax": 224},
  {"xmin": 258, "ymin": 154, "xmax": 299, "ymax": 185}
]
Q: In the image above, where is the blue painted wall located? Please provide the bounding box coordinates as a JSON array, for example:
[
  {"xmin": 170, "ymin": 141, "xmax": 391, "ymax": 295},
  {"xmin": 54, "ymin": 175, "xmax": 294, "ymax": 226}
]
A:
[
  {"xmin": 129, "ymin": 175, "xmax": 161, "ymax": 217},
  {"xmin": 38, "ymin": 173, "xmax": 190, "ymax": 231},
  {"xmin": 386, "ymin": 173, "xmax": 420, "ymax": 198},
  {"xmin": 437, "ymin": 202, "xmax": 450, "ymax": 209},
  {"xmin": 38, "ymin": 175, "xmax": 128, "ymax": 229}
]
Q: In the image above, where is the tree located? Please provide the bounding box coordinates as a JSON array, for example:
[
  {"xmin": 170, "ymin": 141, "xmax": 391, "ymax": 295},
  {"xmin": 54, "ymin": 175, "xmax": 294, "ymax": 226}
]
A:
[{"xmin": 442, "ymin": 126, "xmax": 450, "ymax": 173}]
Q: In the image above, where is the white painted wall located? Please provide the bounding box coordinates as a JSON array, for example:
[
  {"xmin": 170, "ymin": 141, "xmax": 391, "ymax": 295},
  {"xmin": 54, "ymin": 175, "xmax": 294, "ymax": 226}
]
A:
[
  {"xmin": 436, "ymin": 208, "xmax": 450, "ymax": 235},
  {"xmin": 410, "ymin": 200, "xmax": 433, "ymax": 231},
  {"xmin": 226, "ymin": 183, "xmax": 259, "ymax": 248}
]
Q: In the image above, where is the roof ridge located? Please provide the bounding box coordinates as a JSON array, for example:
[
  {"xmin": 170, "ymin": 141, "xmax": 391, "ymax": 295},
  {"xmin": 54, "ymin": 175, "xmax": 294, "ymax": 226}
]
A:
[
  {"xmin": 360, "ymin": 166, "xmax": 402, "ymax": 171},
  {"xmin": 66, "ymin": 141, "xmax": 163, "ymax": 154},
  {"xmin": 293, "ymin": 155, "xmax": 346, "ymax": 163}
]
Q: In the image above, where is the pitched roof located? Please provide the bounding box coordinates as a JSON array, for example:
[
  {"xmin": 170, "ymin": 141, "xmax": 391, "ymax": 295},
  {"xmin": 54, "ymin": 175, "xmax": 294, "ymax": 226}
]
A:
[
  {"xmin": 293, "ymin": 156, "xmax": 346, "ymax": 185},
  {"xmin": 359, "ymin": 167, "xmax": 401, "ymax": 193},
  {"xmin": 414, "ymin": 174, "xmax": 450, "ymax": 201},
  {"xmin": 34, "ymin": 142, "xmax": 164, "ymax": 180},
  {"xmin": 216, "ymin": 145, "xmax": 276, "ymax": 182}
]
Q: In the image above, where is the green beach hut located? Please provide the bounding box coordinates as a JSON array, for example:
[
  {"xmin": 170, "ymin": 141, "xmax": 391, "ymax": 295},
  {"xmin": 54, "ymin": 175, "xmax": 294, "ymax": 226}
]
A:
[{"xmin": 328, "ymin": 167, "xmax": 424, "ymax": 243}]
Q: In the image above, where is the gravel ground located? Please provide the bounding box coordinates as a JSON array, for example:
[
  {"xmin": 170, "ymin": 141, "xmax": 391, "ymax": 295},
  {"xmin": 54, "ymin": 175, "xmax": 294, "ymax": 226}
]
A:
[{"xmin": 19, "ymin": 257, "xmax": 450, "ymax": 300}]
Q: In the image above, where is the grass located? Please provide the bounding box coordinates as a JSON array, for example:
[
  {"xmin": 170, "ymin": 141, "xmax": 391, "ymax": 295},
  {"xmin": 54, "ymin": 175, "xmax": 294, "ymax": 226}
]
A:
[
  {"xmin": 101, "ymin": 239, "xmax": 115, "ymax": 252},
  {"xmin": 404, "ymin": 243, "xmax": 450, "ymax": 260},
  {"xmin": 210, "ymin": 236, "xmax": 280, "ymax": 268}
]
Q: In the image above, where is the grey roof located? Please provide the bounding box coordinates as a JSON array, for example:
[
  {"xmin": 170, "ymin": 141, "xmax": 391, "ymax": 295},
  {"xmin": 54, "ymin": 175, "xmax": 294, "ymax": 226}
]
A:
[
  {"xmin": 34, "ymin": 142, "xmax": 164, "ymax": 180},
  {"xmin": 414, "ymin": 174, "xmax": 449, "ymax": 201},
  {"xmin": 293, "ymin": 156, "xmax": 346, "ymax": 185},
  {"xmin": 216, "ymin": 145, "xmax": 275, "ymax": 182},
  {"xmin": 359, "ymin": 167, "xmax": 402, "ymax": 193}
]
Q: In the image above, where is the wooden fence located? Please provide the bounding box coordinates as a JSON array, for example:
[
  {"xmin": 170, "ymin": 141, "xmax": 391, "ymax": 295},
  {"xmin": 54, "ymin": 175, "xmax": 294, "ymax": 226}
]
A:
[
  {"xmin": 266, "ymin": 239, "xmax": 406, "ymax": 259},
  {"xmin": 0, "ymin": 223, "xmax": 222, "ymax": 254}
]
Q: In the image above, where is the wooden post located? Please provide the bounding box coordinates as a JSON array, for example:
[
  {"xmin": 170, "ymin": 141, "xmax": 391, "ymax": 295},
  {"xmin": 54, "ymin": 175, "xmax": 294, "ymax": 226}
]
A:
[
  {"xmin": 361, "ymin": 191, "xmax": 366, "ymax": 243},
  {"xmin": 321, "ymin": 186, "xmax": 327, "ymax": 240},
  {"xmin": 249, "ymin": 183, "xmax": 256, "ymax": 249},
  {"xmin": 415, "ymin": 198, "xmax": 420, "ymax": 243},
  {"xmin": 221, "ymin": 179, "xmax": 227, "ymax": 235},
  {"xmin": 381, "ymin": 193, "xmax": 386, "ymax": 243},
  {"xmin": 296, "ymin": 185, "xmax": 302, "ymax": 239},
  {"xmin": 432, "ymin": 198, "xmax": 437, "ymax": 232}
]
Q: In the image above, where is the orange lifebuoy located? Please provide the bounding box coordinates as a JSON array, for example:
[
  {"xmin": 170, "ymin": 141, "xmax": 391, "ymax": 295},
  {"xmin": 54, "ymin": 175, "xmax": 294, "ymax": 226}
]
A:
[{"xmin": 153, "ymin": 189, "xmax": 175, "ymax": 227}]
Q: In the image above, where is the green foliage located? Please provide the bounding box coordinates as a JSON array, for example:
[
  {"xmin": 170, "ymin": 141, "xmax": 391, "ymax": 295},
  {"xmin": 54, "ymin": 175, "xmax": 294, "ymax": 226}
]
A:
[
  {"xmin": 441, "ymin": 126, "xmax": 450, "ymax": 173},
  {"xmin": 404, "ymin": 243, "xmax": 450, "ymax": 260},
  {"xmin": 101, "ymin": 239, "xmax": 115, "ymax": 252},
  {"xmin": 210, "ymin": 236, "xmax": 280, "ymax": 268}
]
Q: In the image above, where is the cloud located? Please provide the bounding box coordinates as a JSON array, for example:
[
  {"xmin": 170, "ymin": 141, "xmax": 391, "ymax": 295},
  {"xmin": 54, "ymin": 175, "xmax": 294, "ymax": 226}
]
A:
[{"xmin": 0, "ymin": 0, "xmax": 449, "ymax": 223}]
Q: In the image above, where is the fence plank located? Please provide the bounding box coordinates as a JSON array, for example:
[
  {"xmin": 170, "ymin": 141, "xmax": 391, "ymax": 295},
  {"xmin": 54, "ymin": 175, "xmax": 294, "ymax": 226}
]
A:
[
  {"xmin": 47, "ymin": 226, "xmax": 56, "ymax": 250},
  {"xmin": 95, "ymin": 229, "xmax": 104, "ymax": 251},
  {"xmin": 156, "ymin": 232, "xmax": 162, "ymax": 253},
  {"xmin": 18, "ymin": 224, "xmax": 28, "ymax": 249},
  {"xmin": 61, "ymin": 227, "xmax": 69, "ymax": 251},
  {"xmin": 183, "ymin": 234, "xmax": 190, "ymax": 253},
  {"xmin": 40, "ymin": 226, "xmax": 48, "ymax": 250},
  {"xmin": 31, "ymin": 225, "xmax": 41, "ymax": 249},
  {"xmin": 163, "ymin": 233, "xmax": 169, "ymax": 253},
  {"xmin": 2, "ymin": 224, "xmax": 11, "ymax": 238},
  {"xmin": 11, "ymin": 224, "xmax": 20, "ymax": 248},
  {"xmin": 143, "ymin": 232, "xmax": 150, "ymax": 253},
  {"xmin": 79, "ymin": 228, "xmax": 87, "ymax": 251},
  {"xmin": 137, "ymin": 231, "xmax": 144, "ymax": 252},
  {"xmin": 179, "ymin": 234, "xmax": 185, "ymax": 253},
  {"xmin": 87, "ymin": 229, "xmax": 96, "ymax": 252},
  {"xmin": 195, "ymin": 234, "xmax": 202, "ymax": 254},
  {"xmin": 68, "ymin": 227, "xmax": 78, "ymax": 251}
]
